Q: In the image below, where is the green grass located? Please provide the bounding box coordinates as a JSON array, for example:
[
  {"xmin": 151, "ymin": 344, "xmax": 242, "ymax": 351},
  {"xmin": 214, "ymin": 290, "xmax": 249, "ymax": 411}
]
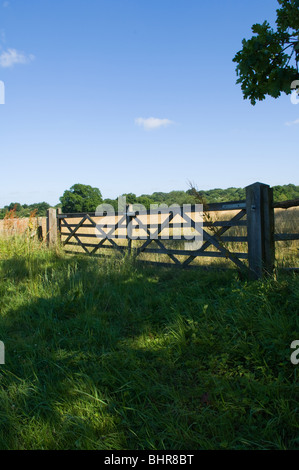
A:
[{"xmin": 0, "ymin": 235, "xmax": 298, "ymax": 450}]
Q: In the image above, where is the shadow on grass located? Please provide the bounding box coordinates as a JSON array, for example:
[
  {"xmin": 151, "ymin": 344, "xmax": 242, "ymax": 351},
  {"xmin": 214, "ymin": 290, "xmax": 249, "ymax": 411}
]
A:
[{"xmin": 0, "ymin": 254, "xmax": 298, "ymax": 450}]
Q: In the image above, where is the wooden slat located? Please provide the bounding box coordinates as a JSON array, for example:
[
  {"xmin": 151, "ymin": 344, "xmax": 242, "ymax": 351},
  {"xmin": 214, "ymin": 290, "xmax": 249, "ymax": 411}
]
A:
[
  {"xmin": 64, "ymin": 250, "xmax": 122, "ymax": 259},
  {"xmin": 59, "ymin": 212, "xmax": 99, "ymax": 218},
  {"xmin": 60, "ymin": 220, "xmax": 246, "ymax": 230},
  {"xmin": 62, "ymin": 232, "xmax": 249, "ymax": 241},
  {"xmin": 218, "ymin": 236, "xmax": 247, "ymax": 242},
  {"xmin": 182, "ymin": 209, "xmax": 247, "ymax": 267},
  {"xmin": 64, "ymin": 241, "xmax": 126, "ymax": 250},
  {"xmin": 273, "ymin": 198, "xmax": 299, "ymax": 209},
  {"xmin": 61, "ymin": 232, "xmax": 127, "ymax": 239},
  {"xmin": 274, "ymin": 233, "xmax": 299, "ymax": 241},
  {"xmin": 140, "ymin": 247, "xmax": 248, "ymax": 258},
  {"xmin": 61, "ymin": 232, "xmax": 101, "ymax": 238},
  {"xmin": 60, "ymin": 223, "xmax": 96, "ymax": 228},
  {"xmin": 204, "ymin": 220, "xmax": 247, "ymax": 227}
]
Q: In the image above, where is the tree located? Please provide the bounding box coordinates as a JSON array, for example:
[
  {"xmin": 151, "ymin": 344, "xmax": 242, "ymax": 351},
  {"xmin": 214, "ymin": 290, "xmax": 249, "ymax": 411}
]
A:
[
  {"xmin": 31, "ymin": 202, "xmax": 50, "ymax": 216},
  {"xmin": 136, "ymin": 196, "xmax": 154, "ymax": 210},
  {"xmin": 7, "ymin": 202, "xmax": 22, "ymax": 212},
  {"xmin": 102, "ymin": 198, "xmax": 118, "ymax": 211},
  {"xmin": 121, "ymin": 193, "xmax": 137, "ymax": 204},
  {"xmin": 60, "ymin": 184, "xmax": 103, "ymax": 213},
  {"xmin": 233, "ymin": 0, "xmax": 299, "ymax": 104}
]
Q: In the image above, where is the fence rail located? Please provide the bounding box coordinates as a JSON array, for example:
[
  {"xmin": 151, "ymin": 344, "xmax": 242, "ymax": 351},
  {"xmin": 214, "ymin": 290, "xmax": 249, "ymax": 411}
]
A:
[{"xmin": 45, "ymin": 182, "xmax": 299, "ymax": 280}]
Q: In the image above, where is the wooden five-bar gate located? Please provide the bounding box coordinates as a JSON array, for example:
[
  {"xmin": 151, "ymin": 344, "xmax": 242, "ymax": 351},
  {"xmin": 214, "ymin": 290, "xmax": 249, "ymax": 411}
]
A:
[{"xmin": 46, "ymin": 182, "xmax": 299, "ymax": 280}]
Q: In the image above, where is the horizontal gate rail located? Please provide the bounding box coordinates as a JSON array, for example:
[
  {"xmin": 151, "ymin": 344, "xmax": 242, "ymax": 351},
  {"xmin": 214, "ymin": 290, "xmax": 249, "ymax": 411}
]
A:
[
  {"xmin": 273, "ymin": 198, "xmax": 299, "ymax": 209},
  {"xmin": 275, "ymin": 233, "xmax": 299, "ymax": 241}
]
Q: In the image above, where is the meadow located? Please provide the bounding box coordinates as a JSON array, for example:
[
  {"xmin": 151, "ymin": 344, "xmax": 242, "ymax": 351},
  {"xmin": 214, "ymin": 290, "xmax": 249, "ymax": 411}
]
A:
[{"xmin": 0, "ymin": 233, "xmax": 298, "ymax": 450}]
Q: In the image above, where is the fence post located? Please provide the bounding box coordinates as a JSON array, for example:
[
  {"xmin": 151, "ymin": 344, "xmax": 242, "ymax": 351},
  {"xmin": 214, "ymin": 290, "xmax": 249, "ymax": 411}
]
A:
[
  {"xmin": 126, "ymin": 204, "xmax": 134, "ymax": 255},
  {"xmin": 246, "ymin": 182, "xmax": 275, "ymax": 279},
  {"xmin": 37, "ymin": 217, "xmax": 43, "ymax": 241},
  {"xmin": 47, "ymin": 208, "xmax": 58, "ymax": 246},
  {"xmin": 57, "ymin": 208, "xmax": 62, "ymax": 244}
]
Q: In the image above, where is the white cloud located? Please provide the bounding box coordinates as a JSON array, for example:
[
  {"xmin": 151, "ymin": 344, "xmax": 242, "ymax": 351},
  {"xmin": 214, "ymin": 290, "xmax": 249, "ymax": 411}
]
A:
[
  {"xmin": 135, "ymin": 117, "xmax": 175, "ymax": 131},
  {"xmin": 2, "ymin": 1, "xmax": 9, "ymax": 7},
  {"xmin": 285, "ymin": 118, "xmax": 299, "ymax": 126},
  {"xmin": 0, "ymin": 48, "xmax": 35, "ymax": 68}
]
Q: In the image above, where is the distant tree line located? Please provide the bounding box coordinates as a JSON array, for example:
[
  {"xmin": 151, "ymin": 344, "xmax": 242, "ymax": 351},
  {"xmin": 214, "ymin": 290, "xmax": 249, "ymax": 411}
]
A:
[
  {"xmin": 0, "ymin": 201, "xmax": 52, "ymax": 220},
  {"xmin": 1, "ymin": 183, "xmax": 298, "ymax": 218},
  {"xmin": 103, "ymin": 184, "xmax": 299, "ymax": 212}
]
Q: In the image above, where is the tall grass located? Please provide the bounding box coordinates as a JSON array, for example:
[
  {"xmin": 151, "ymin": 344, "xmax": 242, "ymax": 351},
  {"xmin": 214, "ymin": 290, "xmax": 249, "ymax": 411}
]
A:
[{"xmin": 0, "ymin": 235, "xmax": 298, "ymax": 449}]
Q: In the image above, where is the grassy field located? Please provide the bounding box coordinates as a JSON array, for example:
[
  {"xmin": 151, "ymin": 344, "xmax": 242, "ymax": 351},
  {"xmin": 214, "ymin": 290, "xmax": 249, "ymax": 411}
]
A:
[{"xmin": 0, "ymin": 235, "xmax": 298, "ymax": 450}]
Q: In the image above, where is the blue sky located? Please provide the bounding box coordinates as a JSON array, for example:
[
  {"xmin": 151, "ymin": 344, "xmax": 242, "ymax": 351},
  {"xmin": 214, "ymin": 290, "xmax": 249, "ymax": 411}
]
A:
[{"xmin": 0, "ymin": 0, "xmax": 298, "ymax": 206}]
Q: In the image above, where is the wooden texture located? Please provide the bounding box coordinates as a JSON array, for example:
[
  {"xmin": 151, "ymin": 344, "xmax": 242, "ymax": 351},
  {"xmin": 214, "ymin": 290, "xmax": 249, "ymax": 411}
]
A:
[
  {"xmin": 274, "ymin": 233, "xmax": 299, "ymax": 241},
  {"xmin": 46, "ymin": 208, "xmax": 58, "ymax": 245},
  {"xmin": 273, "ymin": 198, "xmax": 299, "ymax": 209},
  {"xmin": 246, "ymin": 182, "xmax": 275, "ymax": 279}
]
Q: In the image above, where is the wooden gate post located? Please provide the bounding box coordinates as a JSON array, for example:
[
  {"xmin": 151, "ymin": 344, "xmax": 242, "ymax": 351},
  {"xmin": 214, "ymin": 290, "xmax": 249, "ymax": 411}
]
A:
[
  {"xmin": 246, "ymin": 182, "xmax": 275, "ymax": 279},
  {"xmin": 57, "ymin": 208, "xmax": 62, "ymax": 244},
  {"xmin": 47, "ymin": 208, "xmax": 58, "ymax": 246}
]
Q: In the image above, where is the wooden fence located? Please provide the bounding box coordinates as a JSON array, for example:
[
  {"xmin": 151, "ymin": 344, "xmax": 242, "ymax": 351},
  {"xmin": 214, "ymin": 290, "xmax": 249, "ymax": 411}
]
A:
[
  {"xmin": 46, "ymin": 182, "xmax": 299, "ymax": 280},
  {"xmin": 0, "ymin": 216, "xmax": 46, "ymax": 237}
]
